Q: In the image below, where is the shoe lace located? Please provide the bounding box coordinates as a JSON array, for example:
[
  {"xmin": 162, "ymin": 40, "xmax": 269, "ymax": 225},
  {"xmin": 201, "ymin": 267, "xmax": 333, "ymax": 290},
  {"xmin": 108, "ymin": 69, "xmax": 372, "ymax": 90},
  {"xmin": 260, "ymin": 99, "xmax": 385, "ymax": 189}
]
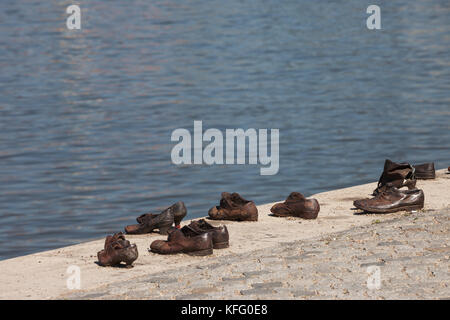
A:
[{"xmin": 378, "ymin": 185, "xmax": 400, "ymax": 200}]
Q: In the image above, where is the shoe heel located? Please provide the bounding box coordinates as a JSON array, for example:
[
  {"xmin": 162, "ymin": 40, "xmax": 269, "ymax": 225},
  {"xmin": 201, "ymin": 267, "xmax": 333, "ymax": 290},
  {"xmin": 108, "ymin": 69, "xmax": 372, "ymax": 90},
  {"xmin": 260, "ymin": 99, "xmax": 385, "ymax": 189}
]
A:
[
  {"xmin": 187, "ymin": 248, "xmax": 213, "ymax": 256},
  {"xmin": 159, "ymin": 226, "xmax": 170, "ymax": 235},
  {"xmin": 174, "ymin": 216, "xmax": 184, "ymax": 227},
  {"xmin": 173, "ymin": 202, "xmax": 187, "ymax": 226},
  {"xmin": 416, "ymin": 174, "xmax": 435, "ymax": 180},
  {"xmin": 213, "ymin": 242, "xmax": 229, "ymax": 249}
]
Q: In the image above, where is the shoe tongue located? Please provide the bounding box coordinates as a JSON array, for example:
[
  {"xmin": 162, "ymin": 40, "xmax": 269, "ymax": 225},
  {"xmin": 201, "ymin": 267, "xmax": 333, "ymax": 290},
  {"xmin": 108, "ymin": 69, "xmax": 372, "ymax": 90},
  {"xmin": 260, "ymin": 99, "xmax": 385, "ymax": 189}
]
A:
[
  {"xmin": 230, "ymin": 192, "xmax": 246, "ymax": 204},
  {"xmin": 188, "ymin": 220, "xmax": 206, "ymax": 231},
  {"xmin": 383, "ymin": 183, "xmax": 399, "ymax": 194},
  {"xmin": 109, "ymin": 232, "xmax": 126, "ymax": 244},
  {"xmin": 221, "ymin": 192, "xmax": 241, "ymax": 208},
  {"xmin": 167, "ymin": 228, "xmax": 183, "ymax": 241},
  {"xmin": 115, "ymin": 240, "xmax": 130, "ymax": 249},
  {"xmin": 196, "ymin": 219, "xmax": 212, "ymax": 229},
  {"xmin": 220, "ymin": 197, "xmax": 233, "ymax": 209},
  {"xmin": 181, "ymin": 224, "xmax": 199, "ymax": 236}
]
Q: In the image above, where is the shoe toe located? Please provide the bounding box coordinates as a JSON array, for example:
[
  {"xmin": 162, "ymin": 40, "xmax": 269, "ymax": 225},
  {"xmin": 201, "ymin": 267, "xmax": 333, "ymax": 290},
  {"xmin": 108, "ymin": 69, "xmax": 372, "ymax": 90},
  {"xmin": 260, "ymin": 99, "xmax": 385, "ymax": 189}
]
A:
[
  {"xmin": 124, "ymin": 224, "xmax": 141, "ymax": 234},
  {"xmin": 354, "ymin": 199, "xmax": 371, "ymax": 210},
  {"xmin": 270, "ymin": 203, "xmax": 291, "ymax": 216},
  {"xmin": 353, "ymin": 199, "xmax": 364, "ymax": 208},
  {"xmin": 150, "ymin": 240, "xmax": 166, "ymax": 252},
  {"xmin": 97, "ymin": 250, "xmax": 111, "ymax": 266},
  {"xmin": 208, "ymin": 206, "xmax": 220, "ymax": 219}
]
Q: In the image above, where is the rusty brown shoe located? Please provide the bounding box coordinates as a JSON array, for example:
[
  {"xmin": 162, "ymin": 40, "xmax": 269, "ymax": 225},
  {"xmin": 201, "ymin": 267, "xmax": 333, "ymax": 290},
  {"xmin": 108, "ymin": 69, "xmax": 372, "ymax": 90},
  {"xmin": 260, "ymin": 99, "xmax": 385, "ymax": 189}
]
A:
[
  {"xmin": 181, "ymin": 219, "xmax": 229, "ymax": 249},
  {"xmin": 413, "ymin": 162, "xmax": 435, "ymax": 180},
  {"xmin": 270, "ymin": 192, "xmax": 320, "ymax": 219},
  {"xmin": 136, "ymin": 201, "xmax": 187, "ymax": 227},
  {"xmin": 125, "ymin": 201, "xmax": 186, "ymax": 235},
  {"xmin": 354, "ymin": 184, "xmax": 424, "ymax": 214},
  {"xmin": 97, "ymin": 232, "xmax": 138, "ymax": 267},
  {"xmin": 373, "ymin": 159, "xmax": 416, "ymax": 196},
  {"xmin": 208, "ymin": 192, "xmax": 258, "ymax": 221},
  {"xmin": 150, "ymin": 228, "xmax": 213, "ymax": 256}
]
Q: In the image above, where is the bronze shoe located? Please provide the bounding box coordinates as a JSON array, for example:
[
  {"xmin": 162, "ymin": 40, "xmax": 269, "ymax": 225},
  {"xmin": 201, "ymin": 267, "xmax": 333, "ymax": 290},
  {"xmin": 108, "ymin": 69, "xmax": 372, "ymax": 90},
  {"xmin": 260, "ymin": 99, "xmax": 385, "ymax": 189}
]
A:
[
  {"xmin": 97, "ymin": 232, "xmax": 138, "ymax": 267},
  {"xmin": 208, "ymin": 192, "xmax": 258, "ymax": 221},
  {"xmin": 136, "ymin": 201, "xmax": 187, "ymax": 227},
  {"xmin": 373, "ymin": 159, "xmax": 416, "ymax": 195},
  {"xmin": 270, "ymin": 192, "xmax": 320, "ymax": 219},
  {"xmin": 354, "ymin": 184, "xmax": 424, "ymax": 213},
  {"xmin": 149, "ymin": 228, "xmax": 213, "ymax": 256},
  {"xmin": 181, "ymin": 219, "xmax": 229, "ymax": 249},
  {"xmin": 125, "ymin": 201, "xmax": 187, "ymax": 235},
  {"xmin": 413, "ymin": 162, "xmax": 435, "ymax": 180}
]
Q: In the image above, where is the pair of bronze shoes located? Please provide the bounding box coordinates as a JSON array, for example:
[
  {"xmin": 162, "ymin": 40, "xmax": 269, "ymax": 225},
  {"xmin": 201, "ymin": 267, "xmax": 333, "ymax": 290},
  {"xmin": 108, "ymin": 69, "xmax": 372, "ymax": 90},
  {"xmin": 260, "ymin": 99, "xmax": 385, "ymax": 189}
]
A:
[
  {"xmin": 150, "ymin": 219, "xmax": 229, "ymax": 256},
  {"xmin": 125, "ymin": 201, "xmax": 187, "ymax": 235},
  {"xmin": 373, "ymin": 159, "xmax": 435, "ymax": 196},
  {"xmin": 97, "ymin": 201, "xmax": 187, "ymax": 266},
  {"xmin": 355, "ymin": 159, "xmax": 430, "ymax": 214},
  {"xmin": 97, "ymin": 232, "xmax": 138, "ymax": 267}
]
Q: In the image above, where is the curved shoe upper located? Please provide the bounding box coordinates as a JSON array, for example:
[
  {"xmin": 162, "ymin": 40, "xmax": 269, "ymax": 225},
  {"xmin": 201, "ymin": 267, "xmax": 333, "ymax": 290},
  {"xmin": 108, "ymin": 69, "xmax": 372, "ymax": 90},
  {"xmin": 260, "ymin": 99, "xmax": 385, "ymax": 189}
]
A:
[
  {"xmin": 136, "ymin": 212, "xmax": 157, "ymax": 224},
  {"xmin": 125, "ymin": 205, "xmax": 175, "ymax": 235},
  {"xmin": 270, "ymin": 192, "xmax": 320, "ymax": 219},
  {"xmin": 208, "ymin": 192, "xmax": 258, "ymax": 221},
  {"xmin": 150, "ymin": 228, "xmax": 213, "ymax": 255}
]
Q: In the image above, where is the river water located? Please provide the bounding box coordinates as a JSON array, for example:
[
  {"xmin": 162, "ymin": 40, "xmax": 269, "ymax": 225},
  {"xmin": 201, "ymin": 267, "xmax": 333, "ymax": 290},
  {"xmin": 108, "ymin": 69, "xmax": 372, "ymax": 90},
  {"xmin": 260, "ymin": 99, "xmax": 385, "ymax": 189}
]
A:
[{"xmin": 0, "ymin": 0, "xmax": 449, "ymax": 260}]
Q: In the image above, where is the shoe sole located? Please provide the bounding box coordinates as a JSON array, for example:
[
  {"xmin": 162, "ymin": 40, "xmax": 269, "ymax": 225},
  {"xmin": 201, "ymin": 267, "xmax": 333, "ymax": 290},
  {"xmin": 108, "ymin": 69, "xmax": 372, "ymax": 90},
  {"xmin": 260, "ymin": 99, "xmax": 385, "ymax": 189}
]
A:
[
  {"xmin": 213, "ymin": 241, "xmax": 229, "ymax": 249},
  {"xmin": 354, "ymin": 203, "xmax": 424, "ymax": 214},
  {"xmin": 186, "ymin": 248, "xmax": 213, "ymax": 256},
  {"xmin": 271, "ymin": 211, "xmax": 318, "ymax": 219},
  {"xmin": 415, "ymin": 174, "xmax": 435, "ymax": 180},
  {"xmin": 209, "ymin": 217, "xmax": 258, "ymax": 222},
  {"xmin": 150, "ymin": 248, "xmax": 213, "ymax": 256}
]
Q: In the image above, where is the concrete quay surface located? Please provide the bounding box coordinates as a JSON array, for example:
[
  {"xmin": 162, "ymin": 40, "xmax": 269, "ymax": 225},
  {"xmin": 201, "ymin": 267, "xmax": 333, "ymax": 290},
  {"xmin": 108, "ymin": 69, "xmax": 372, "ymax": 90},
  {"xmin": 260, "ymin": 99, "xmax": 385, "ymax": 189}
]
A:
[{"xmin": 1, "ymin": 169, "xmax": 449, "ymax": 300}]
